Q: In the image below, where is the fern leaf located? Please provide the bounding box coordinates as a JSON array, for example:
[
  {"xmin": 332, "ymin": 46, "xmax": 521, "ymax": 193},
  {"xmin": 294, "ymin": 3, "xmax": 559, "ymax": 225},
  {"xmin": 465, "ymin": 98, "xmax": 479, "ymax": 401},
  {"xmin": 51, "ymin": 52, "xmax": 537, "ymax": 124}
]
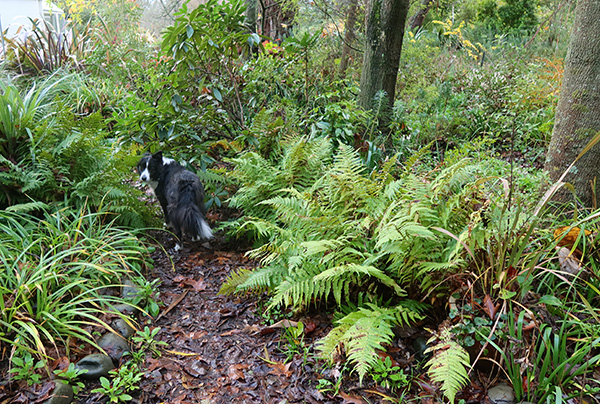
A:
[
  {"xmin": 219, "ymin": 267, "xmax": 254, "ymax": 295},
  {"xmin": 337, "ymin": 306, "xmax": 396, "ymax": 385},
  {"xmin": 425, "ymin": 328, "xmax": 471, "ymax": 403}
]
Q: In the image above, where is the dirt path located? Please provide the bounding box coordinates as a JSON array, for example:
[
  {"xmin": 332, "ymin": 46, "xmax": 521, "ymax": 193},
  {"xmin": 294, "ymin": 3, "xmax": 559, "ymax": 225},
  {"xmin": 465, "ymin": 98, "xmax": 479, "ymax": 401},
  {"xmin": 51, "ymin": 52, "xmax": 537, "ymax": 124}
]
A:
[{"xmin": 102, "ymin": 233, "xmax": 339, "ymax": 404}]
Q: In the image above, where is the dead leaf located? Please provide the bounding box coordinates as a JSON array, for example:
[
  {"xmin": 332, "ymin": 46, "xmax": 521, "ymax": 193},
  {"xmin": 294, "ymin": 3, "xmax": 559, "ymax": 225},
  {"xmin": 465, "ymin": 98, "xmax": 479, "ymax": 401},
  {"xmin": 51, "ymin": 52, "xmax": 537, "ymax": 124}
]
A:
[
  {"xmin": 260, "ymin": 319, "xmax": 298, "ymax": 335},
  {"xmin": 228, "ymin": 363, "xmax": 249, "ymax": 381},
  {"xmin": 267, "ymin": 361, "xmax": 293, "ymax": 378},
  {"xmin": 554, "ymin": 226, "xmax": 591, "ymax": 250},
  {"xmin": 557, "ymin": 247, "xmax": 582, "ymax": 275},
  {"xmin": 156, "ymin": 290, "xmax": 188, "ymax": 321},
  {"xmin": 338, "ymin": 390, "xmax": 367, "ymax": 404},
  {"xmin": 482, "ymin": 294, "xmax": 498, "ymax": 319}
]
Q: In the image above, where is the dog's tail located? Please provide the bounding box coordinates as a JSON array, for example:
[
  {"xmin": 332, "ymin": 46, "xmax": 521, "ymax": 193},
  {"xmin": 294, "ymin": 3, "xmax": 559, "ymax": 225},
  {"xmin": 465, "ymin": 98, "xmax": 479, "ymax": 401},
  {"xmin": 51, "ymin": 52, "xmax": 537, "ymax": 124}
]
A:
[{"xmin": 172, "ymin": 181, "xmax": 213, "ymax": 242}]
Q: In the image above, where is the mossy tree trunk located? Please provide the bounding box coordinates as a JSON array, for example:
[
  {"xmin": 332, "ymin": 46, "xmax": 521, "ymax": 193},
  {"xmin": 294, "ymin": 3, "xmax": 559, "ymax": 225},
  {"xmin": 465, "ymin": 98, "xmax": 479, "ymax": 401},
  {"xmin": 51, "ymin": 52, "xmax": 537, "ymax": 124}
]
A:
[
  {"xmin": 244, "ymin": 0, "xmax": 258, "ymax": 33},
  {"xmin": 338, "ymin": 0, "xmax": 359, "ymax": 78},
  {"xmin": 358, "ymin": 0, "xmax": 410, "ymax": 117},
  {"xmin": 544, "ymin": 0, "xmax": 600, "ymax": 208}
]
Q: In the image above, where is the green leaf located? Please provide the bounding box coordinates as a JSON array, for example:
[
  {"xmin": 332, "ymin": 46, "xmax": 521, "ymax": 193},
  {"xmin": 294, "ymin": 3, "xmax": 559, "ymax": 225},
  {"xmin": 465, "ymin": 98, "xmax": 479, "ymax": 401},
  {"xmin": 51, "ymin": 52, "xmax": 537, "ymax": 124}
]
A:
[
  {"xmin": 212, "ymin": 87, "xmax": 222, "ymax": 102},
  {"xmin": 538, "ymin": 295, "xmax": 563, "ymax": 307},
  {"xmin": 186, "ymin": 25, "xmax": 194, "ymax": 38}
]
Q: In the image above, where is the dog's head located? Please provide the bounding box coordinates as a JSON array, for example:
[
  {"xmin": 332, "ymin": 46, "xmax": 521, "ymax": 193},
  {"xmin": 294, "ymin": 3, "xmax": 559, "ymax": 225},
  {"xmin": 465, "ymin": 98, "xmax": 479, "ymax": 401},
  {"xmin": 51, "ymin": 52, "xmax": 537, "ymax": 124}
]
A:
[{"xmin": 136, "ymin": 151, "xmax": 164, "ymax": 187}]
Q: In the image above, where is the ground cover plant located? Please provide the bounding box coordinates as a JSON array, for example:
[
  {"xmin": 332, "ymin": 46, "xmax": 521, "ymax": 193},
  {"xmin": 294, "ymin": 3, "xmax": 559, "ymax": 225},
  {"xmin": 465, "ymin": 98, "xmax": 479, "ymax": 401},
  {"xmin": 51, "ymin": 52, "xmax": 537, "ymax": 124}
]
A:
[
  {"xmin": 0, "ymin": 206, "xmax": 156, "ymax": 390},
  {"xmin": 1, "ymin": 0, "xmax": 599, "ymax": 401}
]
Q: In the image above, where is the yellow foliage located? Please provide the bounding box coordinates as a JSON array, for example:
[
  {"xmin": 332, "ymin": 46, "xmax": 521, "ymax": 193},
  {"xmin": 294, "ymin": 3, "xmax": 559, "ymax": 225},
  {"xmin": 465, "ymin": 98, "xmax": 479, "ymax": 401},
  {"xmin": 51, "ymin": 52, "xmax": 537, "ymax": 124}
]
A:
[{"xmin": 433, "ymin": 19, "xmax": 486, "ymax": 61}]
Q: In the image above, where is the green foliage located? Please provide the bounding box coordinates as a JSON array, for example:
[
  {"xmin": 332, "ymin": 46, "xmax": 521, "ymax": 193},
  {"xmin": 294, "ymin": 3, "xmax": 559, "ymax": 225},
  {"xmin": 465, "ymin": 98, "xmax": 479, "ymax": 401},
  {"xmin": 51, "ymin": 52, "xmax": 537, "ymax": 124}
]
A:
[
  {"xmin": 370, "ymin": 355, "xmax": 409, "ymax": 392},
  {"xmin": 0, "ymin": 74, "xmax": 151, "ymax": 224},
  {"xmin": 160, "ymin": 0, "xmax": 256, "ymax": 132},
  {"xmin": 9, "ymin": 350, "xmax": 46, "ymax": 385},
  {"xmin": 131, "ymin": 326, "xmax": 168, "ymax": 359},
  {"xmin": 424, "ymin": 328, "xmax": 471, "ymax": 403},
  {"xmin": 53, "ymin": 363, "xmax": 86, "ymax": 393},
  {"xmin": 3, "ymin": 19, "xmax": 92, "ymax": 75},
  {"xmin": 0, "ymin": 207, "xmax": 151, "ymax": 358},
  {"xmin": 91, "ymin": 361, "xmax": 142, "ymax": 403},
  {"xmin": 227, "ymin": 136, "xmax": 332, "ymax": 224},
  {"xmin": 318, "ymin": 304, "xmax": 423, "ymax": 385},
  {"xmin": 127, "ymin": 277, "xmax": 161, "ymax": 318}
]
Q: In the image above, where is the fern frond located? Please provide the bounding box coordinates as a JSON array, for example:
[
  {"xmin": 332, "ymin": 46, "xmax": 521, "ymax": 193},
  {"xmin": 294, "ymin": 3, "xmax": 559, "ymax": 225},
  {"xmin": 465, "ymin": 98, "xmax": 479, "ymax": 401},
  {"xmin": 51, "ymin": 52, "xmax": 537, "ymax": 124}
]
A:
[
  {"xmin": 314, "ymin": 263, "xmax": 406, "ymax": 302},
  {"xmin": 425, "ymin": 328, "xmax": 471, "ymax": 403},
  {"xmin": 234, "ymin": 264, "xmax": 286, "ymax": 294},
  {"xmin": 219, "ymin": 267, "xmax": 254, "ymax": 295},
  {"xmin": 336, "ymin": 305, "xmax": 396, "ymax": 384}
]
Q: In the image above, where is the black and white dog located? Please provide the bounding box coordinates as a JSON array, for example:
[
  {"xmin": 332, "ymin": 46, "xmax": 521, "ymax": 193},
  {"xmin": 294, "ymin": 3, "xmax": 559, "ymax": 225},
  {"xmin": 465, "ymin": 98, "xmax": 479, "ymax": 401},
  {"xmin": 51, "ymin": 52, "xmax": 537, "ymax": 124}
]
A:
[{"xmin": 136, "ymin": 151, "xmax": 212, "ymax": 250}]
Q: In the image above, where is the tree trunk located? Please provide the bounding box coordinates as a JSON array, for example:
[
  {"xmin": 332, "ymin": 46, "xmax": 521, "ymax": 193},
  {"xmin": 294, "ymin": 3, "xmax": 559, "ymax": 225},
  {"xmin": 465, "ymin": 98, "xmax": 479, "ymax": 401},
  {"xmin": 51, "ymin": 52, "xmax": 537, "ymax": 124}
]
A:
[
  {"xmin": 338, "ymin": 0, "xmax": 359, "ymax": 78},
  {"xmin": 409, "ymin": 0, "xmax": 433, "ymax": 31},
  {"xmin": 544, "ymin": 0, "xmax": 600, "ymax": 208},
  {"xmin": 358, "ymin": 0, "xmax": 410, "ymax": 113},
  {"xmin": 245, "ymin": 0, "xmax": 258, "ymax": 33}
]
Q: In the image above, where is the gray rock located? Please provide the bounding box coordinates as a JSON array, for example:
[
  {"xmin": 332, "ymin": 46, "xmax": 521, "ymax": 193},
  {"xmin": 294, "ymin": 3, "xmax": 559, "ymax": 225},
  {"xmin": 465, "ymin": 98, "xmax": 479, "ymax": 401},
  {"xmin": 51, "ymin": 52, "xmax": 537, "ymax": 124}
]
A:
[
  {"xmin": 488, "ymin": 383, "xmax": 516, "ymax": 404},
  {"xmin": 121, "ymin": 278, "xmax": 141, "ymax": 301},
  {"xmin": 113, "ymin": 317, "xmax": 136, "ymax": 338},
  {"xmin": 44, "ymin": 380, "xmax": 73, "ymax": 404},
  {"xmin": 98, "ymin": 332, "xmax": 131, "ymax": 362},
  {"xmin": 111, "ymin": 303, "xmax": 138, "ymax": 316},
  {"xmin": 75, "ymin": 354, "xmax": 114, "ymax": 380}
]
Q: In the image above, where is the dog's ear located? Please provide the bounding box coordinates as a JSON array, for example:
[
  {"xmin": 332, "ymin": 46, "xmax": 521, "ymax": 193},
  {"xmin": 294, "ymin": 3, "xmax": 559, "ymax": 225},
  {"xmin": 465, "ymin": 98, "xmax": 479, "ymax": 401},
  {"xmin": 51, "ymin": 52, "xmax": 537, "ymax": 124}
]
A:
[{"xmin": 152, "ymin": 151, "xmax": 163, "ymax": 160}]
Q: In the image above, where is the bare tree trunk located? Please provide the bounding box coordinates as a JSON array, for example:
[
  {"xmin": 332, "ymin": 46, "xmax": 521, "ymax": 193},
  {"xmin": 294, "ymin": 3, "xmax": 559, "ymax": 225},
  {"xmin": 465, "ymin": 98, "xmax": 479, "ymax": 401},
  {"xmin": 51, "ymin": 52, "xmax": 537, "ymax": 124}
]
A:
[
  {"xmin": 261, "ymin": 0, "xmax": 296, "ymax": 39},
  {"xmin": 544, "ymin": 0, "xmax": 600, "ymax": 208},
  {"xmin": 358, "ymin": 0, "xmax": 410, "ymax": 113},
  {"xmin": 338, "ymin": 0, "xmax": 359, "ymax": 78},
  {"xmin": 409, "ymin": 0, "xmax": 433, "ymax": 31}
]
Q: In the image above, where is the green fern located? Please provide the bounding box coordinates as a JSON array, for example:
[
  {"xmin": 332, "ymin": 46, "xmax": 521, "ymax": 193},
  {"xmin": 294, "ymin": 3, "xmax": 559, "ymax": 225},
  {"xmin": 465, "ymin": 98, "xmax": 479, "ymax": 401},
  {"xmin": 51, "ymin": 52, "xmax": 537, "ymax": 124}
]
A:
[
  {"xmin": 425, "ymin": 327, "xmax": 471, "ymax": 403},
  {"xmin": 317, "ymin": 303, "xmax": 424, "ymax": 384},
  {"xmin": 219, "ymin": 267, "xmax": 254, "ymax": 295}
]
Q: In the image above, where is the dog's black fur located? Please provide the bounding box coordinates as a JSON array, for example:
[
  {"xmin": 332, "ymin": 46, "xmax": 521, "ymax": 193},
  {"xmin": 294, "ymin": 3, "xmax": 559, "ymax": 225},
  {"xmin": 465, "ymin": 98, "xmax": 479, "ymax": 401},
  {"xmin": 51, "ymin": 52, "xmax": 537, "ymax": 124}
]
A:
[{"xmin": 136, "ymin": 151, "xmax": 212, "ymax": 250}]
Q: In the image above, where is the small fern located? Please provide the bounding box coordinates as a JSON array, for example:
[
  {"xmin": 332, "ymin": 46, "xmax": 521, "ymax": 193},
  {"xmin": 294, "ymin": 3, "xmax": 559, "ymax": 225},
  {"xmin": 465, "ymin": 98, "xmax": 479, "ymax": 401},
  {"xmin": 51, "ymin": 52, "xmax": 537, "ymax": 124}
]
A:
[
  {"xmin": 317, "ymin": 303, "xmax": 424, "ymax": 384},
  {"xmin": 219, "ymin": 267, "xmax": 254, "ymax": 295},
  {"xmin": 424, "ymin": 327, "xmax": 471, "ymax": 404}
]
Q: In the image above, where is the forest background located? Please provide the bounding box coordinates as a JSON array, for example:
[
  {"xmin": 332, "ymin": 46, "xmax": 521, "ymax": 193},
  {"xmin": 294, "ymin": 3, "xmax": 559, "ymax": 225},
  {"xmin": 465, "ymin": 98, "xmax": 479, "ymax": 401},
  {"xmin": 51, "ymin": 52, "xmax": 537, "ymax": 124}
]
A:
[{"xmin": 1, "ymin": 0, "xmax": 599, "ymax": 402}]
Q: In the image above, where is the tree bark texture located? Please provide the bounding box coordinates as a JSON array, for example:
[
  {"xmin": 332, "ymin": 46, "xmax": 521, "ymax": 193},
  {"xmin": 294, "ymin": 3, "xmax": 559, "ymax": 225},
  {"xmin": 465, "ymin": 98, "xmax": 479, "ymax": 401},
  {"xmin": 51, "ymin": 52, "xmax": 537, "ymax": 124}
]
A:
[
  {"xmin": 544, "ymin": 0, "xmax": 600, "ymax": 208},
  {"xmin": 409, "ymin": 0, "xmax": 433, "ymax": 31},
  {"xmin": 245, "ymin": 0, "xmax": 258, "ymax": 33},
  {"xmin": 338, "ymin": 0, "xmax": 359, "ymax": 78},
  {"xmin": 358, "ymin": 0, "xmax": 410, "ymax": 112},
  {"xmin": 260, "ymin": 0, "xmax": 296, "ymax": 40}
]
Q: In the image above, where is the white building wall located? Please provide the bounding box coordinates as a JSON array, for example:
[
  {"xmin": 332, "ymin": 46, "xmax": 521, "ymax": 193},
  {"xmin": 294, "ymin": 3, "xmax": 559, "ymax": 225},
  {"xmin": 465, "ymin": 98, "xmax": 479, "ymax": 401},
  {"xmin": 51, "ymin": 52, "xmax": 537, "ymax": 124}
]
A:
[{"xmin": 0, "ymin": 0, "xmax": 44, "ymax": 37}]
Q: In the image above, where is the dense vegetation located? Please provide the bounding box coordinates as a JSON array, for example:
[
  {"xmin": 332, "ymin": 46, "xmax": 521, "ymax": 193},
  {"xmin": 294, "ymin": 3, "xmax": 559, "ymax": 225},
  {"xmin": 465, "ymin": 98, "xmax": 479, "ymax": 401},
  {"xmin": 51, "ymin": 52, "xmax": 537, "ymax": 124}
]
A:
[{"xmin": 1, "ymin": 0, "xmax": 599, "ymax": 402}]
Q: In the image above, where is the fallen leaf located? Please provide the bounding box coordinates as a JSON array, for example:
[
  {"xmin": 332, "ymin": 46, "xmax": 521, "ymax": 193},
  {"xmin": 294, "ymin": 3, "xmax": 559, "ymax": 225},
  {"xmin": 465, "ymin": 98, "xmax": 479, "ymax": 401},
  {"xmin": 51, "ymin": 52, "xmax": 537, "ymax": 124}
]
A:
[
  {"xmin": 267, "ymin": 361, "xmax": 293, "ymax": 377},
  {"xmin": 554, "ymin": 226, "xmax": 591, "ymax": 250},
  {"xmin": 338, "ymin": 390, "xmax": 367, "ymax": 404},
  {"xmin": 228, "ymin": 363, "xmax": 249, "ymax": 381},
  {"xmin": 482, "ymin": 294, "xmax": 498, "ymax": 319},
  {"xmin": 557, "ymin": 246, "xmax": 582, "ymax": 275},
  {"xmin": 260, "ymin": 319, "xmax": 298, "ymax": 335}
]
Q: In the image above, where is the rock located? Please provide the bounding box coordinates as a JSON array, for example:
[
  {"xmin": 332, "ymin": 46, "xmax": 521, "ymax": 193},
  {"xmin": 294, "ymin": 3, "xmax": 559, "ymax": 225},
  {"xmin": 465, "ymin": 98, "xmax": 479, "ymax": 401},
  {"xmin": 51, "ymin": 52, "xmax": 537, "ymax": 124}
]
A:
[
  {"xmin": 75, "ymin": 354, "xmax": 114, "ymax": 380},
  {"xmin": 111, "ymin": 303, "xmax": 138, "ymax": 316},
  {"xmin": 121, "ymin": 278, "xmax": 141, "ymax": 301},
  {"xmin": 44, "ymin": 380, "xmax": 73, "ymax": 404},
  {"xmin": 113, "ymin": 317, "xmax": 136, "ymax": 338},
  {"xmin": 98, "ymin": 332, "xmax": 131, "ymax": 362},
  {"xmin": 488, "ymin": 383, "xmax": 516, "ymax": 404},
  {"xmin": 412, "ymin": 336, "xmax": 430, "ymax": 361}
]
